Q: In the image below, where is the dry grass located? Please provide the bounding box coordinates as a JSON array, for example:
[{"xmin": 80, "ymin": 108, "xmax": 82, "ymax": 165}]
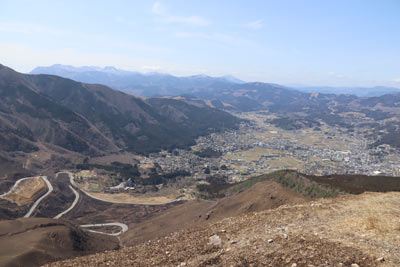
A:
[
  {"xmin": 365, "ymin": 216, "xmax": 390, "ymax": 233},
  {"xmin": 88, "ymin": 191, "xmax": 177, "ymax": 205},
  {"xmin": 75, "ymin": 170, "xmax": 96, "ymax": 178},
  {"xmin": 266, "ymin": 157, "xmax": 304, "ymax": 169},
  {"xmin": 225, "ymin": 147, "xmax": 281, "ymax": 162},
  {"xmin": 0, "ymin": 177, "xmax": 47, "ymax": 206}
]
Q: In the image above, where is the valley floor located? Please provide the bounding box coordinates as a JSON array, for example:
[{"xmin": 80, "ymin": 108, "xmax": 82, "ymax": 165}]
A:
[{"xmin": 48, "ymin": 191, "xmax": 400, "ymax": 267}]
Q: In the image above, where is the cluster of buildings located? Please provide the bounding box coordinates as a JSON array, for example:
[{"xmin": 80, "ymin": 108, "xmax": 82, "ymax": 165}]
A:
[{"xmin": 139, "ymin": 115, "xmax": 400, "ymax": 182}]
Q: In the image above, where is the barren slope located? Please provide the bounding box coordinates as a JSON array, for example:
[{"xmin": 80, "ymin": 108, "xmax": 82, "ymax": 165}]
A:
[
  {"xmin": 121, "ymin": 180, "xmax": 308, "ymax": 246},
  {"xmin": 50, "ymin": 191, "xmax": 400, "ymax": 266},
  {"xmin": 0, "ymin": 218, "xmax": 119, "ymax": 267}
]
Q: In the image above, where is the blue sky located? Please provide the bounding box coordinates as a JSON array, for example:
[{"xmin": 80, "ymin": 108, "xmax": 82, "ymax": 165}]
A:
[{"xmin": 1, "ymin": 0, "xmax": 400, "ymax": 87}]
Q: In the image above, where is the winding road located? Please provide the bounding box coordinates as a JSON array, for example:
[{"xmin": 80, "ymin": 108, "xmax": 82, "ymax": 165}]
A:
[
  {"xmin": 53, "ymin": 185, "xmax": 79, "ymax": 219},
  {"xmin": 1, "ymin": 176, "xmax": 53, "ymax": 217},
  {"xmin": 66, "ymin": 171, "xmax": 179, "ymax": 205},
  {"xmin": 67, "ymin": 171, "xmax": 135, "ymax": 204},
  {"xmin": 2, "ymin": 172, "xmax": 129, "ymax": 236},
  {"xmin": 80, "ymin": 223, "xmax": 128, "ymax": 236},
  {"xmin": 0, "ymin": 177, "xmax": 35, "ymax": 197},
  {"xmin": 24, "ymin": 176, "xmax": 53, "ymax": 218},
  {"xmin": 56, "ymin": 171, "xmax": 130, "ymax": 236}
]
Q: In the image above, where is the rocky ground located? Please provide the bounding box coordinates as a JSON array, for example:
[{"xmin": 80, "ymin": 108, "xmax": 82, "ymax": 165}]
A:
[
  {"xmin": 48, "ymin": 191, "xmax": 400, "ymax": 266},
  {"xmin": 121, "ymin": 180, "xmax": 308, "ymax": 246}
]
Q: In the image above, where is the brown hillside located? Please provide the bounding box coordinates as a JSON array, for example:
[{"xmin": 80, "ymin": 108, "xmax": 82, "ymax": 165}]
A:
[
  {"xmin": 0, "ymin": 218, "xmax": 119, "ymax": 267},
  {"xmin": 121, "ymin": 180, "xmax": 307, "ymax": 246},
  {"xmin": 49, "ymin": 191, "xmax": 400, "ymax": 267},
  {"xmin": 207, "ymin": 179, "xmax": 308, "ymax": 221}
]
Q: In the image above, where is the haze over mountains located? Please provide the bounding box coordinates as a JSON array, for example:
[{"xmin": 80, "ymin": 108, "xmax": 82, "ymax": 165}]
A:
[
  {"xmin": 293, "ymin": 85, "xmax": 400, "ymax": 97},
  {"xmin": 31, "ymin": 64, "xmax": 400, "ymax": 97},
  {"xmin": 30, "ymin": 64, "xmax": 245, "ymax": 97}
]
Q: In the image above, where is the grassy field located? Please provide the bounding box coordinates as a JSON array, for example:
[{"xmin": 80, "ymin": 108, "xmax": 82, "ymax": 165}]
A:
[
  {"xmin": 225, "ymin": 147, "xmax": 281, "ymax": 162},
  {"xmin": 265, "ymin": 157, "xmax": 305, "ymax": 170},
  {"xmin": 224, "ymin": 147, "xmax": 307, "ymax": 173},
  {"xmin": 88, "ymin": 183, "xmax": 100, "ymax": 191}
]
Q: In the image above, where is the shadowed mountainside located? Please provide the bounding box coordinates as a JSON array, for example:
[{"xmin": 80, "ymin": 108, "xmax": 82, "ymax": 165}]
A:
[
  {"xmin": 0, "ymin": 64, "xmax": 241, "ymax": 157},
  {"xmin": 29, "ymin": 64, "xmax": 400, "ymax": 149}
]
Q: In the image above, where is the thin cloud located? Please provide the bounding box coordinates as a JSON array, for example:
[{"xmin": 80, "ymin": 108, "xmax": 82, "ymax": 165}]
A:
[
  {"xmin": 246, "ymin": 19, "xmax": 263, "ymax": 30},
  {"xmin": 392, "ymin": 78, "xmax": 400, "ymax": 83},
  {"xmin": 152, "ymin": 1, "xmax": 211, "ymax": 26},
  {"xmin": 0, "ymin": 22, "xmax": 169, "ymax": 59},
  {"xmin": 152, "ymin": 1, "xmax": 164, "ymax": 14}
]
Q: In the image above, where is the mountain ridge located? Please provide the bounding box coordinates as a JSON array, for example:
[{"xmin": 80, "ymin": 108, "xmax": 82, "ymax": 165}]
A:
[
  {"xmin": 30, "ymin": 64, "xmax": 400, "ymax": 98},
  {"xmin": 294, "ymin": 85, "xmax": 400, "ymax": 97},
  {"xmin": 30, "ymin": 64, "xmax": 245, "ymax": 96},
  {"xmin": 0, "ymin": 64, "xmax": 241, "ymax": 164},
  {"xmin": 12, "ymin": 63, "xmax": 400, "ymax": 150}
]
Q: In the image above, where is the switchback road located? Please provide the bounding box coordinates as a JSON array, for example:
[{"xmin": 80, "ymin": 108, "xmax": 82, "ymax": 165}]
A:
[{"xmin": 24, "ymin": 176, "xmax": 53, "ymax": 218}]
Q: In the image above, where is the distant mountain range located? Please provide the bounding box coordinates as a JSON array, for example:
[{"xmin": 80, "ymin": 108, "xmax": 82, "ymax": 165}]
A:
[
  {"xmin": 31, "ymin": 64, "xmax": 400, "ymax": 98},
  {"xmin": 30, "ymin": 64, "xmax": 245, "ymax": 97},
  {"xmin": 293, "ymin": 86, "xmax": 400, "ymax": 97},
  {"xmin": 0, "ymin": 64, "xmax": 241, "ymax": 166},
  {"xmin": 28, "ymin": 64, "xmax": 400, "ymax": 150},
  {"xmin": 0, "ymin": 62, "xmax": 398, "ymax": 168},
  {"xmin": 178, "ymin": 82, "xmax": 400, "ymax": 150}
]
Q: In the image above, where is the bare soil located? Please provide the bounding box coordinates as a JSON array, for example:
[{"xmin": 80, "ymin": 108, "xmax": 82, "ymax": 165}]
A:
[
  {"xmin": 49, "ymin": 191, "xmax": 400, "ymax": 267},
  {"xmin": 87, "ymin": 191, "xmax": 177, "ymax": 204},
  {"xmin": 121, "ymin": 180, "xmax": 308, "ymax": 246}
]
